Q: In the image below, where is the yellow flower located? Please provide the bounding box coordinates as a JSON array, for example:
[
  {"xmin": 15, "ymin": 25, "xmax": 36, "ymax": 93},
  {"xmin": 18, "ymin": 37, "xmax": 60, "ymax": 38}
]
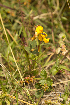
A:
[
  {"xmin": 31, "ymin": 35, "xmax": 35, "ymax": 41},
  {"xmin": 31, "ymin": 49, "xmax": 34, "ymax": 52},
  {"xmin": 38, "ymin": 34, "xmax": 43, "ymax": 41},
  {"xmin": 43, "ymin": 38, "xmax": 50, "ymax": 43},
  {"xmin": 41, "ymin": 34, "xmax": 45, "ymax": 39},
  {"xmin": 35, "ymin": 25, "xmax": 43, "ymax": 36},
  {"xmin": 41, "ymin": 32, "xmax": 47, "ymax": 36},
  {"xmin": 31, "ymin": 25, "xmax": 50, "ymax": 43},
  {"xmin": 38, "ymin": 32, "xmax": 48, "ymax": 43},
  {"xmin": 38, "ymin": 32, "xmax": 47, "ymax": 41}
]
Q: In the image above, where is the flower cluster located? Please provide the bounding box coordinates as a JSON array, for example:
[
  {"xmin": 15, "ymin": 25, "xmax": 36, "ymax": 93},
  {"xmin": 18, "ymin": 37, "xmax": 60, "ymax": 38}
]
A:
[
  {"xmin": 19, "ymin": 76, "xmax": 35, "ymax": 86},
  {"xmin": 41, "ymin": 84, "xmax": 49, "ymax": 92},
  {"xmin": 31, "ymin": 25, "xmax": 50, "ymax": 43},
  {"xmin": 24, "ymin": 76, "xmax": 35, "ymax": 84}
]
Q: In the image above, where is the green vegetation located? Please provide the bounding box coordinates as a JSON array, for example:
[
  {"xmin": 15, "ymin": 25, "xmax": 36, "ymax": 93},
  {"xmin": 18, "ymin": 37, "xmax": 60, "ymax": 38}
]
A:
[{"xmin": 0, "ymin": 0, "xmax": 70, "ymax": 105}]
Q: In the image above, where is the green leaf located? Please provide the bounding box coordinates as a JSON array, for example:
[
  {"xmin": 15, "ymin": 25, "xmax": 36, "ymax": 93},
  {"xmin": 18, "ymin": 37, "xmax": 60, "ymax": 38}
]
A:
[
  {"xmin": 24, "ymin": 46, "xmax": 30, "ymax": 53},
  {"xmin": 5, "ymin": 99, "xmax": 10, "ymax": 105},
  {"xmin": 0, "ymin": 80, "xmax": 6, "ymax": 92},
  {"xmin": 31, "ymin": 49, "xmax": 39, "ymax": 55},
  {"xmin": 31, "ymin": 70, "xmax": 38, "ymax": 76},
  {"xmin": 16, "ymin": 92, "xmax": 18, "ymax": 105},
  {"xmin": 39, "ymin": 80, "xmax": 47, "ymax": 85},
  {"xmin": 19, "ymin": 26, "xmax": 23, "ymax": 36},
  {"xmin": 2, "ymin": 101, "xmax": 6, "ymax": 105},
  {"xmin": 63, "ymin": 94, "xmax": 68, "ymax": 101},
  {"xmin": 46, "ymin": 78, "xmax": 53, "ymax": 86},
  {"xmin": 29, "ymin": 40, "xmax": 37, "ymax": 48},
  {"xmin": 43, "ymin": 60, "xmax": 53, "ymax": 67},
  {"xmin": 51, "ymin": 68, "xmax": 58, "ymax": 75},
  {"xmin": 5, "ymin": 42, "xmax": 13, "ymax": 58},
  {"xmin": 61, "ymin": 17, "xmax": 67, "ymax": 21},
  {"xmin": 40, "ymin": 70, "xmax": 47, "ymax": 79},
  {"xmin": 59, "ymin": 65, "xmax": 70, "ymax": 71},
  {"xmin": 35, "ymin": 83, "xmax": 42, "ymax": 89},
  {"xmin": 9, "ymin": 56, "xmax": 14, "ymax": 62},
  {"xmin": 35, "ymin": 90, "xmax": 44, "ymax": 98},
  {"xmin": 23, "ymin": 26, "xmax": 27, "ymax": 38}
]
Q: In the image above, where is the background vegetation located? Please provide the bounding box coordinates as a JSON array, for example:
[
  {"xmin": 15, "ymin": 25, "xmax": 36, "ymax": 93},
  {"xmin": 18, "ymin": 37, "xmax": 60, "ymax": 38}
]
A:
[{"xmin": 0, "ymin": 0, "xmax": 70, "ymax": 105}]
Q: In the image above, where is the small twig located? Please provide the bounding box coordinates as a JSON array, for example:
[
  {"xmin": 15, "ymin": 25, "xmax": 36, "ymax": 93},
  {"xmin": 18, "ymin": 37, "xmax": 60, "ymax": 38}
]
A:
[
  {"xmin": 33, "ymin": 0, "xmax": 59, "ymax": 20},
  {"xmin": 33, "ymin": 11, "xmax": 57, "ymax": 20},
  {"xmin": 45, "ymin": 53, "xmax": 54, "ymax": 63},
  {"xmin": 51, "ymin": 12, "xmax": 55, "ymax": 44},
  {"xmin": 0, "ymin": 53, "xmax": 6, "ymax": 78},
  {"xmin": 6, "ymin": 29, "xmax": 18, "ymax": 45},
  {"xmin": 0, "ymin": 3, "xmax": 16, "ymax": 10},
  {"xmin": 52, "ymin": 80, "xmax": 70, "ymax": 86}
]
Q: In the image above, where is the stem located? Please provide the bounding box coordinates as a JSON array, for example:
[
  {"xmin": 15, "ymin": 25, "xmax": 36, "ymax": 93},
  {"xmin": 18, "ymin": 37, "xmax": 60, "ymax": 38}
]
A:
[
  {"xmin": 0, "ymin": 13, "xmax": 23, "ymax": 81},
  {"xmin": 23, "ymin": 48, "xmax": 31, "ymax": 69}
]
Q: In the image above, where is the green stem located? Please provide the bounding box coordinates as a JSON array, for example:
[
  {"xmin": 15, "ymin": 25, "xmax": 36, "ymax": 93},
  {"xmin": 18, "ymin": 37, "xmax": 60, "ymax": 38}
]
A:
[{"xmin": 24, "ymin": 48, "xmax": 30, "ymax": 68}]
